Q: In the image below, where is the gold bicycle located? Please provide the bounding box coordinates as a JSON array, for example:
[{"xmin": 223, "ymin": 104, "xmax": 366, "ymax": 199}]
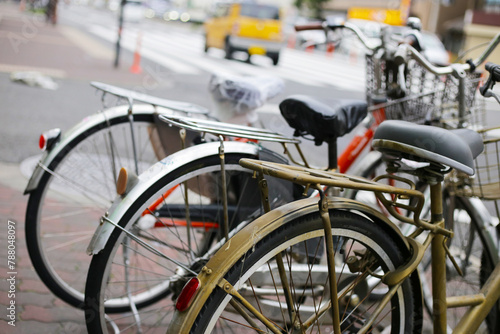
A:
[{"xmin": 167, "ymin": 64, "xmax": 500, "ymax": 333}]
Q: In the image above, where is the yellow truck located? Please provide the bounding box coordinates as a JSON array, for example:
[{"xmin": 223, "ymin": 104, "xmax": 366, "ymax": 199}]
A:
[{"xmin": 204, "ymin": 2, "xmax": 284, "ymax": 65}]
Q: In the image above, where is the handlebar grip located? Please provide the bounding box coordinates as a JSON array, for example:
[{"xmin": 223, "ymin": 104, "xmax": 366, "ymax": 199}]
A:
[
  {"xmin": 294, "ymin": 23, "xmax": 323, "ymax": 32},
  {"xmin": 485, "ymin": 62, "xmax": 500, "ymax": 82}
]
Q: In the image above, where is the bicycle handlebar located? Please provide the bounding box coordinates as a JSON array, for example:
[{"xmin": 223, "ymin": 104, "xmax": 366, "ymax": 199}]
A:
[
  {"xmin": 294, "ymin": 22, "xmax": 382, "ymax": 51},
  {"xmin": 485, "ymin": 62, "xmax": 500, "ymax": 82},
  {"xmin": 480, "ymin": 62, "xmax": 500, "ymax": 100},
  {"xmin": 295, "ymin": 21, "xmax": 500, "ymax": 76},
  {"xmin": 394, "ymin": 32, "xmax": 500, "ymax": 76},
  {"xmin": 294, "ymin": 22, "xmax": 323, "ymax": 31}
]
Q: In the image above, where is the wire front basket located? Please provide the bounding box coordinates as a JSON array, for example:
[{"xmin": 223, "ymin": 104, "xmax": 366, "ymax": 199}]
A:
[
  {"xmin": 447, "ymin": 126, "xmax": 500, "ymax": 200},
  {"xmin": 365, "ymin": 54, "xmax": 485, "ymax": 127}
]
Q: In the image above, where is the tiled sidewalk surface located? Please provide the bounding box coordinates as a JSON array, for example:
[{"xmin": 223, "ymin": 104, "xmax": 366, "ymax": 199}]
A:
[{"xmin": 0, "ymin": 166, "xmax": 87, "ymax": 333}]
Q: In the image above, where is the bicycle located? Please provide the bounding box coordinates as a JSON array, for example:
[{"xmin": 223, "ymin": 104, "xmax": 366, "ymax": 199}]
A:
[
  {"xmin": 348, "ymin": 35, "xmax": 500, "ymax": 330},
  {"xmin": 297, "ymin": 23, "xmax": 500, "ymax": 329},
  {"xmin": 82, "ymin": 26, "xmax": 500, "ymax": 332},
  {"xmin": 167, "ymin": 63, "xmax": 500, "ymax": 333},
  {"xmin": 24, "ymin": 21, "xmax": 389, "ymax": 310},
  {"xmin": 24, "ymin": 77, "xmax": 289, "ymax": 309}
]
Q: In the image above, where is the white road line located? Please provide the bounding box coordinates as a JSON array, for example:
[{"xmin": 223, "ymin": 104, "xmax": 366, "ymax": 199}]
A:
[{"xmin": 88, "ymin": 25, "xmax": 200, "ymax": 75}]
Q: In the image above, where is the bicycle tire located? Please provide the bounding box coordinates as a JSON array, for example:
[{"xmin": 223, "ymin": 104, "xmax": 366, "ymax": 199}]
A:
[
  {"xmin": 190, "ymin": 209, "xmax": 420, "ymax": 333},
  {"xmin": 25, "ymin": 110, "xmax": 163, "ymax": 308},
  {"xmin": 350, "ymin": 152, "xmax": 500, "ymax": 332},
  {"xmin": 426, "ymin": 193, "xmax": 500, "ymax": 333},
  {"xmin": 84, "ymin": 151, "xmax": 293, "ymax": 333}
]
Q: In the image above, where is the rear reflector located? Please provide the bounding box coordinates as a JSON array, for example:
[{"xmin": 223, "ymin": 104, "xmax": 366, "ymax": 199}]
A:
[
  {"xmin": 175, "ymin": 277, "xmax": 200, "ymax": 312},
  {"xmin": 39, "ymin": 128, "xmax": 61, "ymax": 152}
]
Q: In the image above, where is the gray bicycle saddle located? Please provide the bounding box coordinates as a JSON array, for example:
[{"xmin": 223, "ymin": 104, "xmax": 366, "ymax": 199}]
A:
[
  {"xmin": 279, "ymin": 95, "xmax": 368, "ymax": 145},
  {"xmin": 373, "ymin": 120, "xmax": 483, "ymax": 175}
]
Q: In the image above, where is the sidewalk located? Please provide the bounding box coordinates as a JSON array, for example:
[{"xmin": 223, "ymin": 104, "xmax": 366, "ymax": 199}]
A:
[
  {"xmin": 0, "ymin": 1, "xmax": 151, "ymax": 83},
  {"xmin": 0, "ymin": 162, "xmax": 88, "ymax": 334},
  {"xmin": 0, "ymin": 2, "xmax": 156, "ymax": 333}
]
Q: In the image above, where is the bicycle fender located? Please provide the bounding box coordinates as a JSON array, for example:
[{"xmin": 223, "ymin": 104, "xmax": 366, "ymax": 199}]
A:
[
  {"xmin": 24, "ymin": 104, "xmax": 158, "ymax": 194},
  {"xmin": 168, "ymin": 196, "xmax": 419, "ymax": 333},
  {"xmin": 86, "ymin": 141, "xmax": 262, "ymax": 256},
  {"xmin": 466, "ymin": 197, "xmax": 500, "ymax": 262}
]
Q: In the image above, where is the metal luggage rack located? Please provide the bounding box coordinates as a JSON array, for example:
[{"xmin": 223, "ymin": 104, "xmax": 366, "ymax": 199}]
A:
[
  {"xmin": 448, "ymin": 126, "xmax": 500, "ymax": 201},
  {"xmin": 91, "ymin": 81, "xmax": 209, "ymax": 114},
  {"xmin": 159, "ymin": 115, "xmax": 300, "ymax": 144},
  {"xmin": 159, "ymin": 115, "xmax": 313, "ymax": 166}
]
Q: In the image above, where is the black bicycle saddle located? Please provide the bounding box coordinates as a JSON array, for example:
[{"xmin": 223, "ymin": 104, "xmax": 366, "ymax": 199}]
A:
[
  {"xmin": 373, "ymin": 120, "xmax": 483, "ymax": 175},
  {"xmin": 279, "ymin": 95, "xmax": 368, "ymax": 145}
]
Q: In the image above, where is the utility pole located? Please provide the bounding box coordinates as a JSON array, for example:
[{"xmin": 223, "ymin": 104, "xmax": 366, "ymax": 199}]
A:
[{"xmin": 114, "ymin": 0, "xmax": 126, "ymax": 68}]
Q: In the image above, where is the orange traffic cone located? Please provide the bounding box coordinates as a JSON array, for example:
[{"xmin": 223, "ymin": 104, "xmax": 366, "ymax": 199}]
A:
[
  {"xmin": 130, "ymin": 32, "xmax": 143, "ymax": 74},
  {"xmin": 305, "ymin": 43, "xmax": 314, "ymax": 53},
  {"xmin": 326, "ymin": 42, "xmax": 335, "ymax": 57}
]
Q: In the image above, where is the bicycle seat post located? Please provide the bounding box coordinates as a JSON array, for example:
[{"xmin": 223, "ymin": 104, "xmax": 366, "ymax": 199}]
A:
[
  {"xmin": 326, "ymin": 138, "xmax": 338, "ymax": 171},
  {"xmin": 429, "ymin": 180, "xmax": 448, "ymax": 334}
]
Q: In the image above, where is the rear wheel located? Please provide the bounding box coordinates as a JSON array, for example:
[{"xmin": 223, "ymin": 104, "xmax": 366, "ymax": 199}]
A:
[
  {"xmin": 224, "ymin": 38, "xmax": 233, "ymax": 59},
  {"xmin": 25, "ymin": 111, "xmax": 161, "ymax": 308},
  {"xmin": 85, "ymin": 151, "xmax": 293, "ymax": 333},
  {"xmin": 203, "ymin": 35, "xmax": 209, "ymax": 53},
  {"xmin": 269, "ymin": 52, "xmax": 280, "ymax": 66}
]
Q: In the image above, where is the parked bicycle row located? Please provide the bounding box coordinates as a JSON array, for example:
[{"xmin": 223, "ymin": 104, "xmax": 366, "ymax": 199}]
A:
[{"xmin": 23, "ymin": 20, "xmax": 500, "ymax": 333}]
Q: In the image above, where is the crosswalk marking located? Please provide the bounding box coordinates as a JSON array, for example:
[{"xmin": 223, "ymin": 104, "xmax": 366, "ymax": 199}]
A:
[{"xmin": 86, "ymin": 24, "xmax": 367, "ymax": 91}]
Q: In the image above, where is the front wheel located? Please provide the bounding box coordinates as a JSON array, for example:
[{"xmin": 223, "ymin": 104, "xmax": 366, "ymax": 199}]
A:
[{"xmin": 190, "ymin": 209, "xmax": 420, "ymax": 333}]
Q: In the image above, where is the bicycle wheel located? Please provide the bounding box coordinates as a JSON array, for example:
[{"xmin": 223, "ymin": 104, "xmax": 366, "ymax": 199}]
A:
[
  {"xmin": 25, "ymin": 109, "xmax": 165, "ymax": 308},
  {"xmin": 420, "ymin": 192, "xmax": 499, "ymax": 333},
  {"xmin": 190, "ymin": 209, "xmax": 420, "ymax": 333},
  {"xmin": 351, "ymin": 154, "xmax": 500, "ymax": 332},
  {"xmin": 84, "ymin": 150, "xmax": 293, "ymax": 333}
]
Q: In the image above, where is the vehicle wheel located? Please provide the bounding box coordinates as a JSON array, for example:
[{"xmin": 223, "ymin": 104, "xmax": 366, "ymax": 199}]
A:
[
  {"xmin": 349, "ymin": 152, "xmax": 500, "ymax": 333},
  {"xmin": 25, "ymin": 111, "xmax": 160, "ymax": 309},
  {"xmin": 191, "ymin": 210, "xmax": 420, "ymax": 333},
  {"xmin": 269, "ymin": 52, "xmax": 280, "ymax": 66},
  {"xmin": 420, "ymin": 193, "xmax": 500, "ymax": 333},
  {"xmin": 224, "ymin": 38, "xmax": 233, "ymax": 59},
  {"xmin": 84, "ymin": 151, "xmax": 294, "ymax": 333},
  {"xmin": 203, "ymin": 35, "xmax": 209, "ymax": 53}
]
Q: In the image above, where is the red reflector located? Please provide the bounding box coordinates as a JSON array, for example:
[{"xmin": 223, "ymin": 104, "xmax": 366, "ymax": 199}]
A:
[
  {"xmin": 175, "ymin": 277, "xmax": 200, "ymax": 312},
  {"xmin": 39, "ymin": 134, "xmax": 47, "ymax": 151}
]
